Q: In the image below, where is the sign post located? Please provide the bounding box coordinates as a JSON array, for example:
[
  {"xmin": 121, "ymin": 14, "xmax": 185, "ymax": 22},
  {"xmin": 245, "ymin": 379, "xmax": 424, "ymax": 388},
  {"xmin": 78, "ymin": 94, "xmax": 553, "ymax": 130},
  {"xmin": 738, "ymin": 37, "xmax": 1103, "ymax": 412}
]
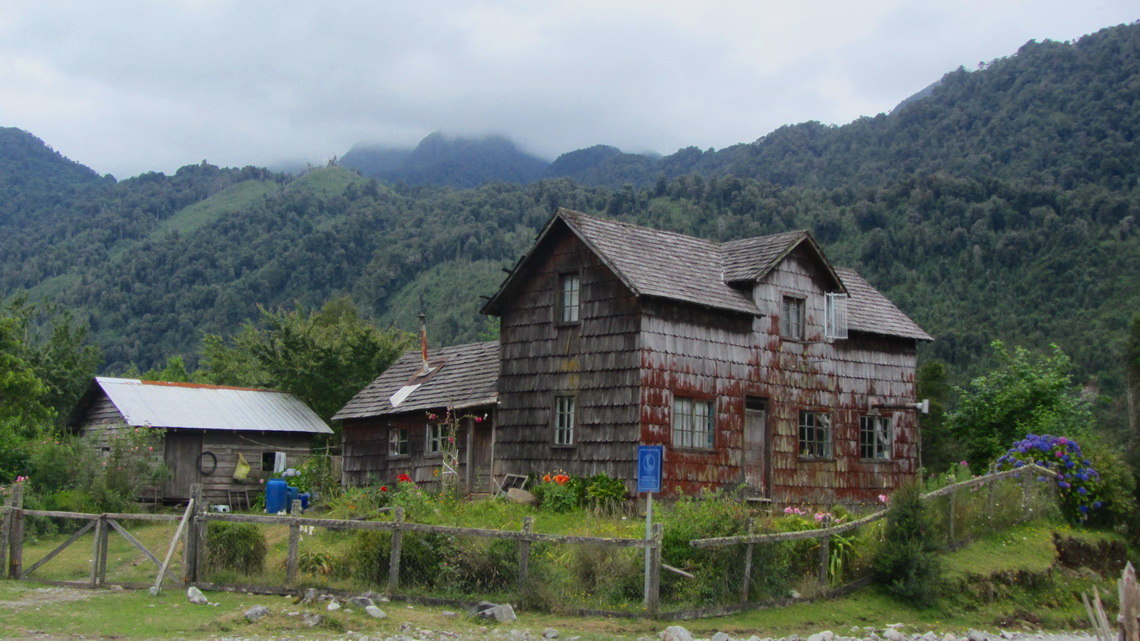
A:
[{"xmin": 637, "ymin": 445, "xmax": 663, "ymax": 608}]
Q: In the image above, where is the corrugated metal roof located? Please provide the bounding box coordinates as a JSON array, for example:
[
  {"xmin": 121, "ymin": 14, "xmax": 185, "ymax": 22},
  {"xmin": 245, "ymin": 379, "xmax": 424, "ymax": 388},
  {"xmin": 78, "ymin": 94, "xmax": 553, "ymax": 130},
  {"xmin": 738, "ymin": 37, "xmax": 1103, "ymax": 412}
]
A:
[
  {"xmin": 835, "ymin": 268, "xmax": 933, "ymax": 341},
  {"xmin": 94, "ymin": 377, "xmax": 333, "ymax": 433},
  {"xmin": 333, "ymin": 341, "xmax": 500, "ymax": 421}
]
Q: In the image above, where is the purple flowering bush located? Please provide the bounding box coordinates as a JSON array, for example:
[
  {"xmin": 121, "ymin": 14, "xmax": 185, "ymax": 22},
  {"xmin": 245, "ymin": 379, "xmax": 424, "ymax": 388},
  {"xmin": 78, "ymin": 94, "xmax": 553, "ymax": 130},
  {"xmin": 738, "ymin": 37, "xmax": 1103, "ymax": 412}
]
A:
[{"xmin": 993, "ymin": 434, "xmax": 1101, "ymax": 522}]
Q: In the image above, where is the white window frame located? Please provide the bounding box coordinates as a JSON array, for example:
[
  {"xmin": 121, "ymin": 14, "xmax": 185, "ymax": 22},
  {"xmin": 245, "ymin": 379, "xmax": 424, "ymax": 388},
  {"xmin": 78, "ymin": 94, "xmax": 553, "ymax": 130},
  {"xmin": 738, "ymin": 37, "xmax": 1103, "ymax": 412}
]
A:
[
  {"xmin": 672, "ymin": 396, "xmax": 715, "ymax": 449},
  {"xmin": 859, "ymin": 415, "xmax": 892, "ymax": 460},
  {"xmin": 780, "ymin": 296, "xmax": 805, "ymax": 340},
  {"xmin": 554, "ymin": 395, "xmax": 575, "ymax": 445},
  {"xmin": 825, "ymin": 292, "xmax": 848, "ymax": 340},
  {"xmin": 425, "ymin": 422, "xmax": 445, "ymax": 455},
  {"xmin": 559, "ymin": 273, "xmax": 581, "ymax": 324},
  {"xmin": 798, "ymin": 410, "xmax": 832, "ymax": 458},
  {"xmin": 388, "ymin": 427, "xmax": 409, "ymax": 457}
]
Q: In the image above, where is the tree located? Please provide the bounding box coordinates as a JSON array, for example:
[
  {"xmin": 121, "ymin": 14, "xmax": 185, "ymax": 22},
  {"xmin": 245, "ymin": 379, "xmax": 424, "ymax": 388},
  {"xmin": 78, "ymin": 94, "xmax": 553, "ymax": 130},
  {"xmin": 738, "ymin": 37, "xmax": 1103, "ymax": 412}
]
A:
[
  {"xmin": 3, "ymin": 294, "xmax": 102, "ymax": 421},
  {"xmin": 200, "ymin": 296, "xmax": 414, "ymax": 426},
  {"xmin": 1126, "ymin": 313, "xmax": 1140, "ymax": 436},
  {"xmin": 947, "ymin": 341, "xmax": 1094, "ymax": 468},
  {"xmin": 916, "ymin": 360, "xmax": 955, "ymax": 473}
]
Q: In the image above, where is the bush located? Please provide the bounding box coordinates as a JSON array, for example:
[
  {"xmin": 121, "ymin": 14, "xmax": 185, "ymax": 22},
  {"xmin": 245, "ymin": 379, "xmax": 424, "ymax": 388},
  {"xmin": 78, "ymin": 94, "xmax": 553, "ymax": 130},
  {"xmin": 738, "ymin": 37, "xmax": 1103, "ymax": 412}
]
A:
[
  {"xmin": 660, "ymin": 488, "xmax": 756, "ymax": 604},
  {"xmin": 993, "ymin": 434, "xmax": 1104, "ymax": 524},
  {"xmin": 584, "ymin": 472, "xmax": 627, "ymax": 515},
  {"xmin": 347, "ymin": 529, "xmax": 392, "ymax": 586},
  {"xmin": 206, "ymin": 522, "xmax": 267, "ymax": 575},
  {"xmin": 532, "ymin": 471, "xmax": 580, "ymax": 513},
  {"xmin": 874, "ymin": 481, "xmax": 942, "ymax": 605}
]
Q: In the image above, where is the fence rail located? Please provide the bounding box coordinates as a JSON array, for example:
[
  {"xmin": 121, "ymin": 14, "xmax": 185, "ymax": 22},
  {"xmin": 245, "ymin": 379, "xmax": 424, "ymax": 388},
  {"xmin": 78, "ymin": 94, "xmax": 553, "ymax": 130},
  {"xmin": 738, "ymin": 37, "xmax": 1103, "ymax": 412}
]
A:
[{"xmin": 0, "ymin": 465, "xmax": 1059, "ymax": 618}]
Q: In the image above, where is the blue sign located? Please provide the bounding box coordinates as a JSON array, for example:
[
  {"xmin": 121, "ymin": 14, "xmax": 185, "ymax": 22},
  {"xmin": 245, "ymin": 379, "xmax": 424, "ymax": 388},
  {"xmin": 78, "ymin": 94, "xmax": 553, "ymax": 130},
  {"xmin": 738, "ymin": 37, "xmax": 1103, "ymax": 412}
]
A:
[{"xmin": 637, "ymin": 445, "xmax": 664, "ymax": 494}]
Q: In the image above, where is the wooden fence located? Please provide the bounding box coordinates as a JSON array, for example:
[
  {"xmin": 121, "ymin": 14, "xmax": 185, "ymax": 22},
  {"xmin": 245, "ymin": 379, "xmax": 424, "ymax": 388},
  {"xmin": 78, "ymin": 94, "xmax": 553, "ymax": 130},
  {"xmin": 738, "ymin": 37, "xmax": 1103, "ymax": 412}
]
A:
[{"xmin": 0, "ymin": 464, "xmax": 1058, "ymax": 618}]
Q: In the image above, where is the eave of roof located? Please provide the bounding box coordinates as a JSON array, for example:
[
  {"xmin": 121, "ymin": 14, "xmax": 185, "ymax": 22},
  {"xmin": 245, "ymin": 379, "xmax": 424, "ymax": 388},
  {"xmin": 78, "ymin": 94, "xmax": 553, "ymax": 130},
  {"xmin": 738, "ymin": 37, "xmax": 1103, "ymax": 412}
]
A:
[
  {"xmin": 835, "ymin": 268, "xmax": 933, "ymax": 342},
  {"xmin": 83, "ymin": 377, "xmax": 333, "ymax": 433}
]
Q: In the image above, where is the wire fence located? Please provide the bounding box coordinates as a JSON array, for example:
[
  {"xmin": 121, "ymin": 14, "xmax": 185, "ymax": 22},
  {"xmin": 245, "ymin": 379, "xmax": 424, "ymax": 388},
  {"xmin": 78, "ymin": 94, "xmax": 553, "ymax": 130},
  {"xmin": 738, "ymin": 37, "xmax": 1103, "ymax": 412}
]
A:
[{"xmin": 0, "ymin": 464, "xmax": 1059, "ymax": 618}]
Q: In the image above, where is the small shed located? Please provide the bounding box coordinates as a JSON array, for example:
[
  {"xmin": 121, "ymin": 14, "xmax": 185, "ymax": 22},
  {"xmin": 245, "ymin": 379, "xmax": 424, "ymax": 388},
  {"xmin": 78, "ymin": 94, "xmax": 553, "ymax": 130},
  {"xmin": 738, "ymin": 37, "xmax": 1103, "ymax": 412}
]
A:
[{"xmin": 69, "ymin": 377, "xmax": 334, "ymax": 506}]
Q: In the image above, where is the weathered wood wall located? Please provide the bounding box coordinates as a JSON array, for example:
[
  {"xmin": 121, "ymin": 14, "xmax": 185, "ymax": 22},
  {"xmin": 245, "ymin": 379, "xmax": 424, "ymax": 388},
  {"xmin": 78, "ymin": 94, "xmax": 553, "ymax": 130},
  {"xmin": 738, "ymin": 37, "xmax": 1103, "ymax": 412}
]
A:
[
  {"xmin": 77, "ymin": 392, "xmax": 322, "ymax": 506},
  {"xmin": 341, "ymin": 413, "xmax": 470, "ymax": 490},
  {"xmin": 496, "ymin": 228, "xmax": 641, "ymax": 484}
]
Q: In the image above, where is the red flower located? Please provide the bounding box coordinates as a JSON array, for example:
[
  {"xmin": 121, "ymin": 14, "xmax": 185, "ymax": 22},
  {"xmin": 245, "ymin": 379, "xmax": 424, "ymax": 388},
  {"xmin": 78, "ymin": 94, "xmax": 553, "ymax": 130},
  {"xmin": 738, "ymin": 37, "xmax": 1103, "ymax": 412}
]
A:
[
  {"xmin": 474, "ymin": 416, "xmax": 483, "ymax": 423},
  {"xmin": 397, "ymin": 473, "xmax": 413, "ymax": 483},
  {"xmin": 380, "ymin": 485, "xmax": 388, "ymax": 492}
]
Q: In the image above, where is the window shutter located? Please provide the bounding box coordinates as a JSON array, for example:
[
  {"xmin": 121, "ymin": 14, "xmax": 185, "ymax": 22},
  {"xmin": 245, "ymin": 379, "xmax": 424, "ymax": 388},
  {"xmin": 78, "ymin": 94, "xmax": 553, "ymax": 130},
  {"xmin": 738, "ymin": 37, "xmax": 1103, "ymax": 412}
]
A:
[{"xmin": 825, "ymin": 292, "xmax": 848, "ymax": 340}]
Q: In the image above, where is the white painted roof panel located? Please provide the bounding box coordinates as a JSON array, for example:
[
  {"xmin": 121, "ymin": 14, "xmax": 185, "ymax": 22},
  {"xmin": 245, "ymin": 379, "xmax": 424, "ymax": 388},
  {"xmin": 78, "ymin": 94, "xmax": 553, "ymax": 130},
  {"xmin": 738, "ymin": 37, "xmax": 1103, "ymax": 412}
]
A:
[{"xmin": 95, "ymin": 377, "xmax": 333, "ymax": 433}]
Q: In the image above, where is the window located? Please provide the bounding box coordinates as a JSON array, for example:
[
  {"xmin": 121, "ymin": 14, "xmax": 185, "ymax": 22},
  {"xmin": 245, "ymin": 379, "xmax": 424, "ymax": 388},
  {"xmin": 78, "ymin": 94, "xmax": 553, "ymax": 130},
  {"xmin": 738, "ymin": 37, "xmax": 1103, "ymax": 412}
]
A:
[
  {"xmin": 798, "ymin": 411, "xmax": 832, "ymax": 458},
  {"xmin": 261, "ymin": 452, "xmax": 285, "ymax": 473},
  {"xmin": 780, "ymin": 296, "xmax": 805, "ymax": 340},
  {"xmin": 388, "ymin": 427, "xmax": 409, "ymax": 457},
  {"xmin": 825, "ymin": 292, "xmax": 848, "ymax": 340},
  {"xmin": 860, "ymin": 415, "xmax": 892, "ymax": 460},
  {"xmin": 554, "ymin": 395, "xmax": 575, "ymax": 445},
  {"xmin": 673, "ymin": 397, "xmax": 715, "ymax": 449},
  {"xmin": 559, "ymin": 273, "xmax": 580, "ymax": 323},
  {"xmin": 426, "ymin": 423, "xmax": 445, "ymax": 455}
]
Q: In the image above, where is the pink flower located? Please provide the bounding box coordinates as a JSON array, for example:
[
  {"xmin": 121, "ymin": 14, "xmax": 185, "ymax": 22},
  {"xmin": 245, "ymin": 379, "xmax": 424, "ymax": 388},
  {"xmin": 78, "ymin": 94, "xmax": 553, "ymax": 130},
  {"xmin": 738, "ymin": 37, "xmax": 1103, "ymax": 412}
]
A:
[
  {"xmin": 814, "ymin": 512, "xmax": 829, "ymax": 523},
  {"xmin": 1058, "ymin": 437, "xmax": 1068, "ymax": 445},
  {"xmin": 428, "ymin": 413, "xmax": 437, "ymax": 420},
  {"xmin": 474, "ymin": 416, "xmax": 483, "ymax": 423},
  {"xmin": 959, "ymin": 460, "xmax": 968, "ymax": 466},
  {"xmin": 878, "ymin": 494, "xmax": 889, "ymax": 504}
]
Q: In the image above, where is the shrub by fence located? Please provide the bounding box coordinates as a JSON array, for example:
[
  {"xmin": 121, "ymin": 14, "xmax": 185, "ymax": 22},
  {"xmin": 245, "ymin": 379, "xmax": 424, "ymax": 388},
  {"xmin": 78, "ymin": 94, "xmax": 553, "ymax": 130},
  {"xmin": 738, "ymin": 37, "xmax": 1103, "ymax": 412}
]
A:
[{"xmin": 0, "ymin": 464, "xmax": 1059, "ymax": 618}]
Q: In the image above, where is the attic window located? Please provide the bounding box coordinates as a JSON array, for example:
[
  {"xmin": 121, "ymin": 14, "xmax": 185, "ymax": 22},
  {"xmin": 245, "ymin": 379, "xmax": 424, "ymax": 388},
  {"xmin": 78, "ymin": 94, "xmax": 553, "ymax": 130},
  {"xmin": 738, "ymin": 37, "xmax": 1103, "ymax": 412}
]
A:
[
  {"xmin": 780, "ymin": 296, "xmax": 805, "ymax": 340},
  {"xmin": 825, "ymin": 293, "xmax": 848, "ymax": 340},
  {"xmin": 558, "ymin": 273, "xmax": 580, "ymax": 324}
]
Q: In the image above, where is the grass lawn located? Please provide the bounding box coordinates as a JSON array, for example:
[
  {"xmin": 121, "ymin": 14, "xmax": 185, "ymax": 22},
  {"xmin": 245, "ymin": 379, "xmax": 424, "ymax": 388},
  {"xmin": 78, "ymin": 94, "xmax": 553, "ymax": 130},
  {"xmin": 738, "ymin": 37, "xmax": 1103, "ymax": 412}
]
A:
[{"xmin": 0, "ymin": 518, "xmax": 1127, "ymax": 641}]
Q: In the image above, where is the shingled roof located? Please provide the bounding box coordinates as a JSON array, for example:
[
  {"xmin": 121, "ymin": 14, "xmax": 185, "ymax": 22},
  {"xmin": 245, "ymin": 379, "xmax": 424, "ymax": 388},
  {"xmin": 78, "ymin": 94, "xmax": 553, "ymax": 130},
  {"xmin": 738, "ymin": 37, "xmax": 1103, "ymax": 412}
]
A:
[
  {"xmin": 333, "ymin": 341, "xmax": 499, "ymax": 421},
  {"xmin": 836, "ymin": 268, "xmax": 933, "ymax": 341}
]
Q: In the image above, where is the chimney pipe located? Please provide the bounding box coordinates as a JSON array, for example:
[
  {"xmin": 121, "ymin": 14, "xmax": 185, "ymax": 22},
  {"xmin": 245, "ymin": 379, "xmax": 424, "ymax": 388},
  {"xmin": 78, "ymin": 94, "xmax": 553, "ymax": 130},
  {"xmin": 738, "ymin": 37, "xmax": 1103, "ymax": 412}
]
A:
[{"xmin": 419, "ymin": 312, "xmax": 429, "ymax": 375}]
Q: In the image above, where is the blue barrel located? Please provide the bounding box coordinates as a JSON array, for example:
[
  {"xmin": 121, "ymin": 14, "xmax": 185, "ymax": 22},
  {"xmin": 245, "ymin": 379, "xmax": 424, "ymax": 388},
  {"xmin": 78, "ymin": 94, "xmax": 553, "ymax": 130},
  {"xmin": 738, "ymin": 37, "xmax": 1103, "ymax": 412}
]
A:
[
  {"xmin": 299, "ymin": 492, "xmax": 310, "ymax": 511},
  {"xmin": 287, "ymin": 485, "xmax": 299, "ymax": 512},
  {"xmin": 265, "ymin": 478, "xmax": 288, "ymax": 513}
]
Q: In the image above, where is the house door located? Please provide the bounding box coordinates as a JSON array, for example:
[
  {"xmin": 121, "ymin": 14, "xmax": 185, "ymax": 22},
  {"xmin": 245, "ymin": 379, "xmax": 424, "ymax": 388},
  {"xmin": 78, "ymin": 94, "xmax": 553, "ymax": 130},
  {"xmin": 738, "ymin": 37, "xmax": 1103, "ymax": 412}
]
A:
[
  {"xmin": 163, "ymin": 430, "xmax": 203, "ymax": 501},
  {"xmin": 468, "ymin": 418, "xmax": 494, "ymax": 494},
  {"xmin": 744, "ymin": 397, "xmax": 770, "ymax": 497}
]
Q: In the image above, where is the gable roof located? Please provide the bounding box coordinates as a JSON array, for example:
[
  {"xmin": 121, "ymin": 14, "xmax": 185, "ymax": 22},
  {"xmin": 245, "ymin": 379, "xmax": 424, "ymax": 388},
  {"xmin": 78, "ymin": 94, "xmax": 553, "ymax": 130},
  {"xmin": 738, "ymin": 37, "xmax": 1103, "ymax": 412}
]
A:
[
  {"xmin": 333, "ymin": 340, "xmax": 499, "ymax": 421},
  {"xmin": 481, "ymin": 209, "xmax": 929, "ymax": 342},
  {"xmin": 836, "ymin": 268, "xmax": 933, "ymax": 341},
  {"xmin": 484, "ymin": 209, "xmax": 841, "ymax": 317},
  {"xmin": 75, "ymin": 377, "xmax": 333, "ymax": 433}
]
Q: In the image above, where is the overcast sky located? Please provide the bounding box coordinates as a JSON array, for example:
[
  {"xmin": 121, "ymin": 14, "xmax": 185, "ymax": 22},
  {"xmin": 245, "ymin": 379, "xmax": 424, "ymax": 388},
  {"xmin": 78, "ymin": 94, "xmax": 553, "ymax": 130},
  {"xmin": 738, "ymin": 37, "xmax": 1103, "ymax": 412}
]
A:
[{"xmin": 0, "ymin": 2, "xmax": 1135, "ymax": 179}]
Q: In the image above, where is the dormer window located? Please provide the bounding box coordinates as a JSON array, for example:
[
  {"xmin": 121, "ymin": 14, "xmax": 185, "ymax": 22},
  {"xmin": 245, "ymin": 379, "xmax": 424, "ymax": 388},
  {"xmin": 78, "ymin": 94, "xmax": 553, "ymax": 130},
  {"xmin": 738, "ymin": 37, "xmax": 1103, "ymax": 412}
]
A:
[
  {"xmin": 780, "ymin": 296, "xmax": 804, "ymax": 340},
  {"xmin": 558, "ymin": 273, "xmax": 580, "ymax": 324}
]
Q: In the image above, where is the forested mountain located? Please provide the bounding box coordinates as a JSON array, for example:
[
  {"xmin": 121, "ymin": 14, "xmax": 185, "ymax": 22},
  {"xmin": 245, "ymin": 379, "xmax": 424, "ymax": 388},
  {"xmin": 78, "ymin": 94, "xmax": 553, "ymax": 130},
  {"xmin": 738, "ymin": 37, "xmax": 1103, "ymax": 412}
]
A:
[
  {"xmin": 0, "ymin": 22, "xmax": 1137, "ymax": 411},
  {"xmin": 340, "ymin": 132, "xmax": 549, "ymax": 188}
]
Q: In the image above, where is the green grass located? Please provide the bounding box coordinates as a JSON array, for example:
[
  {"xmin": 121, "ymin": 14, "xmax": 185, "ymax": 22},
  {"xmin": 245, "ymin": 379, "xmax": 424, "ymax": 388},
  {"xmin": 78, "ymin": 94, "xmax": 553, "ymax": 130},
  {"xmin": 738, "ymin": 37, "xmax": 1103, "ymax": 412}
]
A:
[
  {"xmin": 943, "ymin": 521, "xmax": 1058, "ymax": 580},
  {"xmin": 1, "ymin": 516, "xmax": 1128, "ymax": 640},
  {"xmin": 285, "ymin": 166, "xmax": 366, "ymax": 199},
  {"xmin": 156, "ymin": 179, "xmax": 278, "ymax": 237}
]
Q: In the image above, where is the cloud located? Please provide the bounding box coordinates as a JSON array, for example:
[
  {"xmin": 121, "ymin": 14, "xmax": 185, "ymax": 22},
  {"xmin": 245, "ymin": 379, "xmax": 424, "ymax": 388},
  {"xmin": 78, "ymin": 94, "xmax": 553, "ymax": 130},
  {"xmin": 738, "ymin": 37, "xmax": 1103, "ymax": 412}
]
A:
[{"xmin": 0, "ymin": 1, "xmax": 1134, "ymax": 177}]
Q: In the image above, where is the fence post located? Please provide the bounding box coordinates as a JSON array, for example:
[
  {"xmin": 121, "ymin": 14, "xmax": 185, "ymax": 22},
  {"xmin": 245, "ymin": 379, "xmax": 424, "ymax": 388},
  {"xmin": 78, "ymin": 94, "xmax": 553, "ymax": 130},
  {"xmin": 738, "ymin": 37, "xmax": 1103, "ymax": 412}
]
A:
[
  {"xmin": 91, "ymin": 515, "xmax": 107, "ymax": 587},
  {"xmin": 740, "ymin": 519, "xmax": 756, "ymax": 602},
  {"xmin": 387, "ymin": 507, "xmax": 404, "ymax": 597},
  {"xmin": 518, "ymin": 516, "xmax": 534, "ymax": 590},
  {"xmin": 646, "ymin": 522, "xmax": 662, "ymax": 616},
  {"xmin": 1021, "ymin": 472, "xmax": 1032, "ymax": 522},
  {"xmin": 183, "ymin": 484, "xmax": 204, "ymax": 584},
  {"xmin": 286, "ymin": 499, "xmax": 302, "ymax": 584},
  {"xmin": 0, "ymin": 487, "xmax": 10, "ymax": 574},
  {"xmin": 947, "ymin": 492, "xmax": 956, "ymax": 544},
  {"xmin": 818, "ymin": 528, "xmax": 830, "ymax": 586},
  {"xmin": 7, "ymin": 482, "xmax": 24, "ymax": 580},
  {"xmin": 987, "ymin": 479, "xmax": 996, "ymax": 532}
]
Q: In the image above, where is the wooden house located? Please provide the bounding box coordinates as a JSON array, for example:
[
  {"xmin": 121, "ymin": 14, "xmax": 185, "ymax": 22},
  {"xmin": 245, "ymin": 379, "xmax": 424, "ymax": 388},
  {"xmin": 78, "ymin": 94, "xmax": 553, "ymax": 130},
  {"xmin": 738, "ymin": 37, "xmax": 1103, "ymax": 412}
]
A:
[
  {"xmin": 339, "ymin": 208, "xmax": 932, "ymax": 505},
  {"xmin": 334, "ymin": 341, "xmax": 499, "ymax": 493},
  {"xmin": 69, "ymin": 377, "xmax": 334, "ymax": 506}
]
